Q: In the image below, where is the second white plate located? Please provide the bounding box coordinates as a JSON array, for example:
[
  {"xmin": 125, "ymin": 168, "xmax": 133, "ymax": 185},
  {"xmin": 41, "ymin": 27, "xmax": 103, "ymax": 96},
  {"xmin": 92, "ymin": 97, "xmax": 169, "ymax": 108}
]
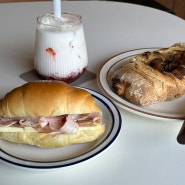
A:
[{"xmin": 98, "ymin": 48, "xmax": 185, "ymax": 121}]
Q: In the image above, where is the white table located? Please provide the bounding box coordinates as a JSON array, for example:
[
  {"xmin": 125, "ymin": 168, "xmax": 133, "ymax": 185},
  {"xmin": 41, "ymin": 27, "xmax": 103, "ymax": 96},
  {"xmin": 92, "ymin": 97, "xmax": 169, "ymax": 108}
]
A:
[{"xmin": 1, "ymin": 1, "xmax": 185, "ymax": 185}]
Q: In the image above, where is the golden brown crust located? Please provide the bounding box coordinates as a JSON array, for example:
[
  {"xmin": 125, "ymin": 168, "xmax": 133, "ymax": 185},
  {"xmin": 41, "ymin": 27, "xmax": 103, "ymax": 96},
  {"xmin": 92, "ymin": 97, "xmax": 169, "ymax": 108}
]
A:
[
  {"xmin": 0, "ymin": 81, "xmax": 101, "ymax": 117},
  {"xmin": 0, "ymin": 124, "xmax": 105, "ymax": 148},
  {"xmin": 112, "ymin": 43, "xmax": 185, "ymax": 105}
]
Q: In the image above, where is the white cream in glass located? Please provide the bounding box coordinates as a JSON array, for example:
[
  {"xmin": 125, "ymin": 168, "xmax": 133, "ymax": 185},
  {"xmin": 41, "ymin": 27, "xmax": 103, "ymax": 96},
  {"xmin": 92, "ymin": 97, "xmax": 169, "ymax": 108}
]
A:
[{"xmin": 34, "ymin": 13, "xmax": 88, "ymax": 83}]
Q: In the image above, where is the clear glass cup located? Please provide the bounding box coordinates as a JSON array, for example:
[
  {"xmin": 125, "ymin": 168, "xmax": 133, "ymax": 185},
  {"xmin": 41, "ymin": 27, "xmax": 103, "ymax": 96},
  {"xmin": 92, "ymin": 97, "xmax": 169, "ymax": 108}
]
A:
[{"xmin": 34, "ymin": 13, "xmax": 88, "ymax": 83}]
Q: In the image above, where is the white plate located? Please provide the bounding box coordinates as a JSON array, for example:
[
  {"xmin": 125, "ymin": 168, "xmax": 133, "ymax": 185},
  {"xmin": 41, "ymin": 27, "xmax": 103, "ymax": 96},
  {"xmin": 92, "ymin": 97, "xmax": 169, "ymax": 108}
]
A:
[
  {"xmin": 0, "ymin": 87, "xmax": 121, "ymax": 170},
  {"xmin": 98, "ymin": 48, "xmax": 185, "ymax": 121}
]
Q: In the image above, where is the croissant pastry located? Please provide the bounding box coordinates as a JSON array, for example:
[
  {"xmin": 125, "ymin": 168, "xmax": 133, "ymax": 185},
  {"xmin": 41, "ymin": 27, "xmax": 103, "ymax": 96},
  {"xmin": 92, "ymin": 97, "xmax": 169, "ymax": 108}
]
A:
[
  {"xmin": 0, "ymin": 81, "xmax": 105, "ymax": 148},
  {"xmin": 112, "ymin": 43, "xmax": 185, "ymax": 106}
]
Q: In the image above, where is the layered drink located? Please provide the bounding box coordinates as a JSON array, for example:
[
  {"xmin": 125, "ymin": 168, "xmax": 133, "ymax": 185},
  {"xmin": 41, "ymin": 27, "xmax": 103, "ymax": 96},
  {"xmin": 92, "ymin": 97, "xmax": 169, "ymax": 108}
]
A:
[{"xmin": 34, "ymin": 13, "xmax": 88, "ymax": 83}]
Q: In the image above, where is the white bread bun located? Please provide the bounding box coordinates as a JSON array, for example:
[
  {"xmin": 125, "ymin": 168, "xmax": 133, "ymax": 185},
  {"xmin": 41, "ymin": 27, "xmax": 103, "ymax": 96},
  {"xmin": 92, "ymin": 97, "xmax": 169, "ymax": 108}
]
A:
[
  {"xmin": 0, "ymin": 124, "xmax": 105, "ymax": 148},
  {"xmin": 0, "ymin": 81, "xmax": 105, "ymax": 148},
  {"xmin": 0, "ymin": 81, "xmax": 101, "ymax": 117}
]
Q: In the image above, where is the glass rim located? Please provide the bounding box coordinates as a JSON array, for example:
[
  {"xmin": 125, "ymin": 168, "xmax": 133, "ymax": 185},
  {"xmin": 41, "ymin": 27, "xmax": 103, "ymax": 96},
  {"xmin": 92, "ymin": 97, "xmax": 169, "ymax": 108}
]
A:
[{"xmin": 37, "ymin": 13, "xmax": 82, "ymax": 28}]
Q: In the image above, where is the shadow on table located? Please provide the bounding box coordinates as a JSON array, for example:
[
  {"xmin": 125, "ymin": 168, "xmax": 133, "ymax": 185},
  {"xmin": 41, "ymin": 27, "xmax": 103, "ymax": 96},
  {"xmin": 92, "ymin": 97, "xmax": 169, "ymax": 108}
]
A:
[{"xmin": 20, "ymin": 69, "xmax": 96, "ymax": 86}]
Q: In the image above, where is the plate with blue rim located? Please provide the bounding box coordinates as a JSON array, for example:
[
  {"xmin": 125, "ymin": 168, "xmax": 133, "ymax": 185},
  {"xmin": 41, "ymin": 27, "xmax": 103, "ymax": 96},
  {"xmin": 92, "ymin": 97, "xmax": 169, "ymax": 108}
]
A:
[{"xmin": 0, "ymin": 87, "xmax": 122, "ymax": 170}]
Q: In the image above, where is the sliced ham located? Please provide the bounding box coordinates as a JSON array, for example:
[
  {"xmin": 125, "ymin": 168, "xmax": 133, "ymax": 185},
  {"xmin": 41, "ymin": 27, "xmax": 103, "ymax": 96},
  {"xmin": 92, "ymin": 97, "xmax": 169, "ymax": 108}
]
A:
[
  {"xmin": 59, "ymin": 115, "xmax": 79, "ymax": 134},
  {"xmin": 0, "ymin": 112, "xmax": 101, "ymax": 134}
]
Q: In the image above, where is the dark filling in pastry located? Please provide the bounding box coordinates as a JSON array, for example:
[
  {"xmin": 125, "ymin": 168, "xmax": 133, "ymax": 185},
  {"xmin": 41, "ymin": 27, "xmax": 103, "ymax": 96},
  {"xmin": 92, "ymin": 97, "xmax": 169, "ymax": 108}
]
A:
[{"xmin": 145, "ymin": 51, "xmax": 185, "ymax": 80}]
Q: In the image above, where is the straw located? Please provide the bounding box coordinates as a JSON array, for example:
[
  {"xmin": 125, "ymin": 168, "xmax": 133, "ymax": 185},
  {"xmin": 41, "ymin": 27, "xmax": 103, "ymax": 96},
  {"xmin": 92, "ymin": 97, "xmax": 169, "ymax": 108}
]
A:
[{"xmin": 53, "ymin": 0, "xmax": 61, "ymax": 18}]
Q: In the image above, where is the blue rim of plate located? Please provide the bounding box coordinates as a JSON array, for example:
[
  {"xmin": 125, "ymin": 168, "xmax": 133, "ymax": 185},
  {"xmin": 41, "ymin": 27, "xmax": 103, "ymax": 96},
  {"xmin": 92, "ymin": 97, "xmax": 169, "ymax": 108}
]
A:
[{"xmin": 0, "ymin": 87, "xmax": 122, "ymax": 170}]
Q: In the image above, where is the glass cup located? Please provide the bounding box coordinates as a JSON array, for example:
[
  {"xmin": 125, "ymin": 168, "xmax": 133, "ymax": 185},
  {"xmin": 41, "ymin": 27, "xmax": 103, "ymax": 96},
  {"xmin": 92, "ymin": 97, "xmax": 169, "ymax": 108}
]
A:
[{"xmin": 34, "ymin": 13, "xmax": 88, "ymax": 83}]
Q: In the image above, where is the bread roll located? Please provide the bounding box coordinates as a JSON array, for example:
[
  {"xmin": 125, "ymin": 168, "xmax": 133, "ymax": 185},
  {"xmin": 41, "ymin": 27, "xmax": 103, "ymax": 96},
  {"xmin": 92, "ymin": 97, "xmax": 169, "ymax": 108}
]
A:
[
  {"xmin": 112, "ymin": 43, "xmax": 185, "ymax": 105},
  {"xmin": 0, "ymin": 124, "xmax": 105, "ymax": 148},
  {"xmin": 0, "ymin": 81, "xmax": 101, "ymax": 117}
]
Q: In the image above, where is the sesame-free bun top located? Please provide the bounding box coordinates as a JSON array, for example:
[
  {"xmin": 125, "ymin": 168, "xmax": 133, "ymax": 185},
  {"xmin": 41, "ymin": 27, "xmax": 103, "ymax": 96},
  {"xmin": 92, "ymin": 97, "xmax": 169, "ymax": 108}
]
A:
[{"xmin": 0, "ymin": 81, "xmax": 101, "ymax": 117}]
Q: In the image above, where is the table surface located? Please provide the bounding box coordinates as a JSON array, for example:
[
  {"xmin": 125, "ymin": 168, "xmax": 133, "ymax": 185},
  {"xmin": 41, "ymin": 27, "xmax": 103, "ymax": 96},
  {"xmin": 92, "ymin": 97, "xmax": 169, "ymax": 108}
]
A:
[{"xmin": 0, "ymin": 1, "xmax": 185, "ymax": 185}]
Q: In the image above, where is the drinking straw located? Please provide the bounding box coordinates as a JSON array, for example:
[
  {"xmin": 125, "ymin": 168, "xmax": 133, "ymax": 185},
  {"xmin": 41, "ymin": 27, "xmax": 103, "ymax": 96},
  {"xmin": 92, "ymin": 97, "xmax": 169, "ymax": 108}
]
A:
[{"xmin": 53, "ymin": 0, "xmax": 61, "ymax": 18}]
